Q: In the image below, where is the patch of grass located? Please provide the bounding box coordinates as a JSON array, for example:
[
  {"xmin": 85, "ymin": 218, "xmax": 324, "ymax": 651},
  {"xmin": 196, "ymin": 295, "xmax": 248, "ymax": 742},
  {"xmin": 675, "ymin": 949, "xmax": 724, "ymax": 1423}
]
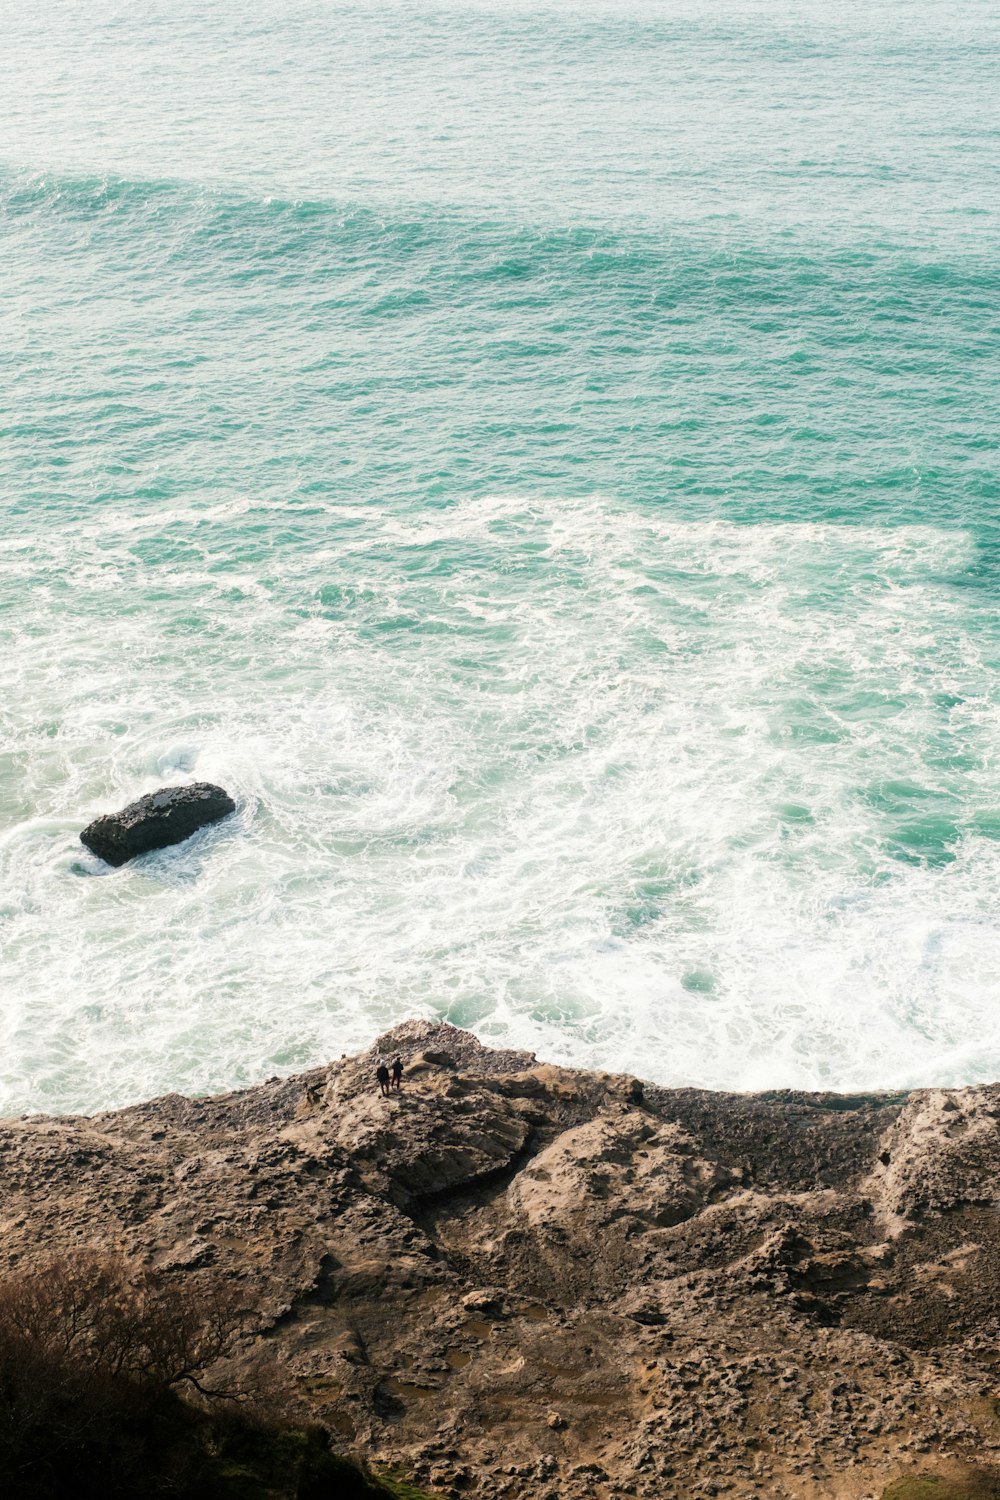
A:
[
  {"xmin": 209, "ymin": 1423, "xmax": 398, "ymax": 1498},
  {"xmin": 882, "ymin": 1467, "xmax": 1000, "ymax": 1500},
  {"xmin": 376, "ymin": 1467, "xmax": 442, "ymax": 1499}
]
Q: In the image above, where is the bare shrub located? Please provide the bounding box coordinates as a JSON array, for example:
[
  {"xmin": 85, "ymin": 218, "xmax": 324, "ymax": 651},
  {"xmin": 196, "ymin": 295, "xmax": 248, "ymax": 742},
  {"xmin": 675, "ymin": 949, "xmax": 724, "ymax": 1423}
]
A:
[
  {"xmin": 0, "ymin": 1250, "xmax": 247, "ymax": 1393},
  {"xmin": 0, "ymin": 1252, "xmax": 252, "ymax": 1497}
]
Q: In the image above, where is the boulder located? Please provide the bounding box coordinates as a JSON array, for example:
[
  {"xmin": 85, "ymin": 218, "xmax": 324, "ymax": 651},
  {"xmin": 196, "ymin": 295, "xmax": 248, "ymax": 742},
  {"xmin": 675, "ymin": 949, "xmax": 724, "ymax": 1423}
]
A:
[{"xmin": 80, "ymin": 783, "xmax": 236, "ymax": 866}]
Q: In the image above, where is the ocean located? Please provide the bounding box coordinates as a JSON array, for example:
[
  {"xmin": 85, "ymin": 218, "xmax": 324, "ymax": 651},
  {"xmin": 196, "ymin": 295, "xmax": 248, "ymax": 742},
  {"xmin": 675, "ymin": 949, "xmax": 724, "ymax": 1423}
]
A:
[{"xmin": 2, "ymin": 0, "xmax": 1000, "ymax": 1114}]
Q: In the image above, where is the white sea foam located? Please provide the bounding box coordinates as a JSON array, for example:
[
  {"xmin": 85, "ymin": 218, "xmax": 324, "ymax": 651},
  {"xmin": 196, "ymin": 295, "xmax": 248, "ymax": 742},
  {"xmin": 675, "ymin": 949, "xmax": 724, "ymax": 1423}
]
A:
[{"xmin": 2, "ymin": 494, "xmax": 1000, "ymax": 1113}]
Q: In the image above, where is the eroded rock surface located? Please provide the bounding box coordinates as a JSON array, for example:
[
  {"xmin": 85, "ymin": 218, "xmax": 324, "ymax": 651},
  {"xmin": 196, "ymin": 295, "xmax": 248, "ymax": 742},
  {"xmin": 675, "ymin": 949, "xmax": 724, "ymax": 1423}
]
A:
[
  {"xmin": 80, "ymin": 782, "xmax": 236, "ymax": 865},
  {"xmin": 4, "ymin": 1020, "xmax": 1000, "ymax": 1499}
]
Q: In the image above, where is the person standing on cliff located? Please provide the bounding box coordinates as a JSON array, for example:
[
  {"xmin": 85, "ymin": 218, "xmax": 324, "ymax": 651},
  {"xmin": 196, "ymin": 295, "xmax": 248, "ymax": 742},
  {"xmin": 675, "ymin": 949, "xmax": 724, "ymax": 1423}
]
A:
[
  {"xmin": 376, "ymin": 1058, "xmax": 391, "ymax": 1097},
  {"xmin": 390, "ymin": 1056, "xmax": 403, "ymax": 1091}
]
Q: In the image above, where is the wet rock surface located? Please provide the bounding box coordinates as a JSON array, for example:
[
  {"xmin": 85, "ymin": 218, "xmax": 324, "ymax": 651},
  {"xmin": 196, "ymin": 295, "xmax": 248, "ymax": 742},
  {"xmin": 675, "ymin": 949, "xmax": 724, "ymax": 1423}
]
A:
[
  {"xmin": 80, "ymin": 782, "xmax": 236, "ymax": 865},
  {"xmin": 4, "ymin": 1019, "xmax": 1000, "ymax": 1498}
]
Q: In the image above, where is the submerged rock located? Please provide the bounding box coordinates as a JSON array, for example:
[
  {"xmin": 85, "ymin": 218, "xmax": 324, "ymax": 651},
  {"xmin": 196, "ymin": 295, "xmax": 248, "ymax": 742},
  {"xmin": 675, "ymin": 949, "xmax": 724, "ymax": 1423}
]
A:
[{"xmin": 80, "ymin": 782, "xmax": 235, "ymax": 866}]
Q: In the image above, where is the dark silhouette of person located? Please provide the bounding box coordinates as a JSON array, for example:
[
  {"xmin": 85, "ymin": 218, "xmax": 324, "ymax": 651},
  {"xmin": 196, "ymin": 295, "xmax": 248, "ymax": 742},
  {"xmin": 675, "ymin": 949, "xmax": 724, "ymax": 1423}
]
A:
[
  {"xmin": 376, "ymin": 1059, "xmax": 391, "ymax": 1097},
  {"xmin": 391, "ymin": 1056, "xmax": 403, "ymax": 1090}
]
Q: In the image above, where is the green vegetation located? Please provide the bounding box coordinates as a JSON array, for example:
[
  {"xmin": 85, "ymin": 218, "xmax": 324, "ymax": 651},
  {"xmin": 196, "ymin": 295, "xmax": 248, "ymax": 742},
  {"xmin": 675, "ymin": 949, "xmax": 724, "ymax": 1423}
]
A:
[
  {"xmin": 375, "ymin": 1470, "xmax": 441, "ymax": 1500},
  {"xmin": 882, "ymin": 1469, "xmax": 1000, "ymax": 1500}
]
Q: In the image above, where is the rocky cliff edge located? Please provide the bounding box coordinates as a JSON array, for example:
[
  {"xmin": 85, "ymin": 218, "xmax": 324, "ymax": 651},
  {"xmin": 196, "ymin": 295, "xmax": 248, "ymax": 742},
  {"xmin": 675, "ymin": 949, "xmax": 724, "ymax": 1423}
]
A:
[{"xmin": 4, "ymin": 1021, "xmax": 1000, "ymax": 1500}]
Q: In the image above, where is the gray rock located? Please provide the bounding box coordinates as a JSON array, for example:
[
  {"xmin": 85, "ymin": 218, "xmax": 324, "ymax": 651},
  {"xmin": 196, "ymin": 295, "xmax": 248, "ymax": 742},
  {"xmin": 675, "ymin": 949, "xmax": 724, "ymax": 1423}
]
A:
[{"xmin": 80, "ymin": 782, "xmax": 235, "ymax": 866}]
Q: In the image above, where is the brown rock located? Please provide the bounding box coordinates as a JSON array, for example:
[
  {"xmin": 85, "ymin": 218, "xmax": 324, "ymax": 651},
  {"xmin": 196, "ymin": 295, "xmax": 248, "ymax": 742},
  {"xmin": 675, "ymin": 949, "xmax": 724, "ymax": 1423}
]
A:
[{"xmin": 4, "ymin": 1026, "xmax": 1000, "ymax": 1498}]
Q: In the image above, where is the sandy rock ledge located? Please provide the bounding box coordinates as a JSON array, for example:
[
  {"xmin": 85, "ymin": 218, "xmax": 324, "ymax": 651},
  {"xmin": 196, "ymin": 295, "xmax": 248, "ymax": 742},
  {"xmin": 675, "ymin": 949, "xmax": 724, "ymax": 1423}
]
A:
[{"xmin": 4, "ymin": 1020, "xmax": 1000, "ymax": 1499}]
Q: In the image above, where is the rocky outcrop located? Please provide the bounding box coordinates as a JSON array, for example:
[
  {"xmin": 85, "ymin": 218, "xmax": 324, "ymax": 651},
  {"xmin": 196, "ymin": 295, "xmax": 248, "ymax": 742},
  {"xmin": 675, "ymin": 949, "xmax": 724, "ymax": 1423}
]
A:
[
  {"xmin": 80, "ymin": 783, "xmax": 235, "ymax": 866},
  {"xmin": 4, "ymin": 1021, "xmax": 1000, "ymax": 1499}
]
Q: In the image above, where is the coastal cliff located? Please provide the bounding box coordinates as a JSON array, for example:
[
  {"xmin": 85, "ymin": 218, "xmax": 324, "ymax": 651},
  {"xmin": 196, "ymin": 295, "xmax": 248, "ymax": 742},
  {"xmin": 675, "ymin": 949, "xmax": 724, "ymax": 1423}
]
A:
[{"xmin": 4, "ymin": 1022, "xmax": 1000, "ymax": 1500}]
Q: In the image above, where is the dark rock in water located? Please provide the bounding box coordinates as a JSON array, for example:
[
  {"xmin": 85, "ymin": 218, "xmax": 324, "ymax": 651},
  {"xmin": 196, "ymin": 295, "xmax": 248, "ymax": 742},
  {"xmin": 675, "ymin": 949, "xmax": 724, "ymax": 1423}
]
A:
[{"xmin": 80, "ymin": 783, "xmax": 236, "ymax": 866}]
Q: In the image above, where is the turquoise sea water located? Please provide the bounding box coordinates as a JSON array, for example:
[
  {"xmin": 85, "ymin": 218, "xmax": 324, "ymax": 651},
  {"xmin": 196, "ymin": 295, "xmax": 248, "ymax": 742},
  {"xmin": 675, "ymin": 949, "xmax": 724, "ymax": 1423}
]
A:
[{"xmin": 2, "ymin": 0, "xmax": 1000, "ymax": 1113}]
